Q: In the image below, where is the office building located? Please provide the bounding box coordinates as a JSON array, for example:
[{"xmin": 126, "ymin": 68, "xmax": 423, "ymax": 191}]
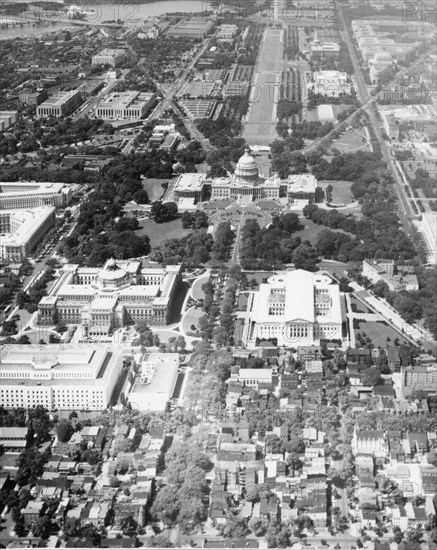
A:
[
  {"xmin": 418, "ymin": 212, "xmax": 437, "ymax": 264},
  {"xmin": 0, "ymin": 110, "xmax": 18, "ymax": 131},
  {"xmin": 179, "ymin": 99, "xmax": 218, "ymax": 120},
  {"xmin": 167, "ymin": 20, "xmax": 214, "ymax": 38},
  {"xmin": 0, "ymin": 345, "xmax": 122, "ymax": 410},
  {"xmin": 0, "ymin": 206, "xmax": 55, "ymax": 261},
  {"xmin": 351, "ymin": 19, "xmax": 435, "ymax": 65},
  {"xmin": 362, "ymin": 259, "xmax": 419, "ymax": 291},
  {"xmin": 245, "ymin": 270, "xmax": 342, "ymax": 347},
  {"xmin": 92, "ymin": 49, "xmax": 126, "ymax": 67},
  {"xmin": 402, "ymin": 364, "xmax": 437, "ymax": 396},
  {"xmin": 37, "ymin": 259, "xmax": 182, "ymax": 334},
  {"xmin": 36, "ymin": 88, "xmax": 84, "ymax": 118},
  {"xmin": 19, "ymin": 89, "xmax": 48, "ymax": 106},
  {"xmin": 95, "ymin": 91, "xmax": 155, "ymax": 120},
  {"xmin": 128, "ymin": 353, "xmax": 179, "ymax": 411},
  {"xmin": 309, "ymin": 71, "xmax": 352, "ymax": 97},
  {"xmin": 0, "ymin": 181, "xmax": 72, "ymax": 210}
]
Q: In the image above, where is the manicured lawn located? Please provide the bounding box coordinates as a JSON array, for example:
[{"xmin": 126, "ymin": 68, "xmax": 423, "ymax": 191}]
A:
[
  {"xmin": 295, "ymin": 217, "xmax": 353, "ymax": 245},
  {"xmin": 137, "ymin": 218, "xmax": 190, "ymax": 246},
  {"xmin": 354, "ymin": 320, "xmax": 403, "ymax": 348},
  {"xmin": 304, "ymin": 109, "xmax": 320, "ymax": 122},
  {"xmin": 332, "ymin": 128, "xmax": 371, "ymax": 154},
  {"xmin": 350, "ymin": 296, "xmax": 373, "ymax": 314},
  {"xmin": 182, "ymin": 307, "xmax": 204, "ymax": 334},
  {"xmin": 243, "ymin": 271, "xmax": 272, "ymax": 289},
  {"xmin": 192, "ymin": 274, "xmax": 210, "ymax": 301},
  {"xmin": 328, "ymin": 180, "xmax": 355, "ymax": 204},
  {"xmin": 141, "ymin": 178, "xmax": 168, "ymax": 202},
  {"xmin": 294, "ymin": 218, "xmax": 327, "ymax": 244}
]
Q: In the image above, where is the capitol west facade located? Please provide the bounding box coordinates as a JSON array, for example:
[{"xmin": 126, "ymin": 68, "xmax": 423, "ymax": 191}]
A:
[{"xmin": 174, "ymin": 148, "xmax": 318, "ymax": 208}]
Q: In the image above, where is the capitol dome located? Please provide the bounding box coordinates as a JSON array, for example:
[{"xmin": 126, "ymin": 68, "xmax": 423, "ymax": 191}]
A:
[
  {"xmin": 234, "ymin": 148, "xmax": 259, "ymax": 185},
  {"xmin": 97, "ymin": 259, "xmax": 128, "ymax": 289}
]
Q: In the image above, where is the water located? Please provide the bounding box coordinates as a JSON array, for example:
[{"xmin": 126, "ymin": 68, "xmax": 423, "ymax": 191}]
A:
[
  {"xmin": 0, "ymin": 21, "xmax": 76, "ymax": 40},
  {"xmin": 0, "ymin": 0, "xmax": 207, "ymax": 39},
  {"xmin": 97, "ymin": 0, "xmax": 207, "ymax": 23}
]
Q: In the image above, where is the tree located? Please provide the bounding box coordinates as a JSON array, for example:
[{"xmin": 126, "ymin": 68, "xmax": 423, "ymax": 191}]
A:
[
  {"xmin": 32, "ymin": 515, "xmax": 51, "ymax": 539},
  {"xmin": 56, "ymin": 419, "xmax": 74, "ymax": 442},
  {"xmin": 361, "ymin": 367, "xmax": 382, "ymax": 387},
  {"xmin": 292, "ymin": 243, "xmax": 319, "ymax": 271}
]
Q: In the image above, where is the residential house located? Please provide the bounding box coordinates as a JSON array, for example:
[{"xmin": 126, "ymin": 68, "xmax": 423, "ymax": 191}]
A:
[{"xmin": 352, "ymin": 429, "xmax": 387, "ymax": 457}]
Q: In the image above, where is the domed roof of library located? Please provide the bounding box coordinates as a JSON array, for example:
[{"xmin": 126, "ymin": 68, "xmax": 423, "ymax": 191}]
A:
[{"xmin": 98, "ymin": 259, "xmax": 127, "ymax": 281}]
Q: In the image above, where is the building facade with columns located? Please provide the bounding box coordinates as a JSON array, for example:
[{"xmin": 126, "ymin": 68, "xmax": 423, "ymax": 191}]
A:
[
  {"xmin": 173, "ymin": 148, "xmax": 318, "ymax": 208},
  {"xmin": 37, "ymin": 259, "xmax": 182, "ymax": 335},
  {"xmin": 244, "ymin": 270, "xmax": 342, "ymax": 347}
]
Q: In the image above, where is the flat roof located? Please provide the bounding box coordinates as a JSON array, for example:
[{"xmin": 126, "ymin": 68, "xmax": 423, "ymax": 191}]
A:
[
  {"xmin": 0, "ymin": 206, "xmax": 54, "ymax": 247},
  {"xmin": 174, "ymin": 172, "xmax": 206, "ymax": 192}
]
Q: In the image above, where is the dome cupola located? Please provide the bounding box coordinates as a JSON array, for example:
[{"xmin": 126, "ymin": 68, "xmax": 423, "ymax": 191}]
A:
[{"xmin": 234, "ymin": 148, "xmax": 259, "ymax": 184}]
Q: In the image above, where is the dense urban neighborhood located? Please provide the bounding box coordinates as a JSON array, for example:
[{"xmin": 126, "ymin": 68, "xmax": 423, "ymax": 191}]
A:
[{"xmin": 0, "ymin": 0, "xmax": 436, "ymax": 549}]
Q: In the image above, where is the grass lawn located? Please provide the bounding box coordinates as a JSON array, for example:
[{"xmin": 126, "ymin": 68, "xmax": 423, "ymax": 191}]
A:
[
  {"xmin": 350, "ymin": 296, "xmax": 373, "ymax": 314},
  {"xmin": 295, "ymin": 218, "xmax": 353, "ymax": 245},
  {"xmin": 137, "ymin": 218, "xmax": 190, "ymax": 246},
  {"xmin": 238, "ymin": 293, "xmax": 249, "ymax": 311},
  {"xmin": 192, "ymin": 274, "xmax": 210, "ymax": 301},
  {"xmin": 182, "ymin": 307, "xmax": 204, "ymax": 334},
  {"xmin": 332, "ymin": 128, "xmax": 371, "ymax": 154},
  {"xmin": 234, "ymin": 318, "xmax": 245, "ymax": 345},
  {"xmin": 243, "ymin": 271, "xmax": 272, "ymax": 289},
  {"xmin": 141, "ymin": 178, "xmax": 168, "ymax": 202},
  {"xmin": 354, "ymin": 320, "xmax": 403, "ymax": 348},
  {"xmin": 294, "ymin": 218, "xmax": 327, "ymax": 245},
  {"xmin": 326, "ymin": 180, "xmax": 355, "ymax": 204},
  {"xmin": 304, "ymin": 109, "xmax": 320, "ymax": 122}
]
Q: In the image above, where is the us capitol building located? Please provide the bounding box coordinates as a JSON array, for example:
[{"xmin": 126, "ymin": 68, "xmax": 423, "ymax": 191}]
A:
[
  {"xmin": 173, "ymin": 148, "xmax": 318, "ymax": 208},
  {"xmin": 37, "ymin": 259, "xmax": 181, "ymax": 336}
]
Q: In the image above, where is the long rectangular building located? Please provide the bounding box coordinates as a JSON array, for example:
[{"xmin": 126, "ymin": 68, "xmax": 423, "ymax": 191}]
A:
[
  {"xmin": 36, "ymin": 88, "xmax": 84, "ymax": 118},
  {"xmin": 95, "ymin": 91, "xmax": 155, "ymax": 120},
  {"xmin": 0, "ymin": 345, "xmax": 122, "ymax": 410},
  {"xmin": 0, "ymin": 206, "xmax": 55, "ymax": 261},
  {"xmin": 0, "ymin": 181, "xmax": 72, "ymax": 210}
]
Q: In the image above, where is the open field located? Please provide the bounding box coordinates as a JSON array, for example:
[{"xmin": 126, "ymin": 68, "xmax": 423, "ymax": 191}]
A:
[
  {"xmin": 295, "ymin": 218, "xmax": 354, "ymax": 245},
  {"xmin": 332, "ymin": 127, "xmax": 371, "ymax": 154},
  {"xmin": 294, "ymin": 218, "xmax": 327, "ymax": 244},
  {"xmin": 321, "ymin": 180, "xmax": 355, "ymax": 204},
  {"xmin": 354, "ymin": 319, "xmax": 403, "ymax": 348},
  {"xmin": 141, "ymin": 177, "xmax": 168, "ymax": 202},
  {"xmin": 137, "ymin": 218, "xmax": 190, "ymax": 246}
]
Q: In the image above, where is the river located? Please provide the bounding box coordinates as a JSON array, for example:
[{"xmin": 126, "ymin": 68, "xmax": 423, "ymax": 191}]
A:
[{"xmin": 0, "ymin": 0, "xmax": 207, "ymax": 40}]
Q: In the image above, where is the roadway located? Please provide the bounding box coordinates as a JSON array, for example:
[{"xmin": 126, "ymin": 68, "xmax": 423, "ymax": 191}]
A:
[
  {"xmin": 121, "ymin": 39, "xmax": 215, "ymax": 154},
  {"xmin": 333, "ymin": 2, "xmax": 434, "ymax": 238}
]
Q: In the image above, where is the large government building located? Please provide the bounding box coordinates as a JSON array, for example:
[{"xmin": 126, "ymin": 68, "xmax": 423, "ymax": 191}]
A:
[
  {"xmin": 244, "ymin": 270, "xmax": 342, "ymax": 347},
  {"xmin": 38, "ymin": 259, "xmax": 182, "ymax": 335},
  {"xmin": 0, "ymin": 181, "xmax": 72, "ymax": 210},
  {"xmin": 173, "ymin": 148, "xmax": 318, "ymax": 208},
  {"xmin": 0, "ymin": 206, "xmax": 55, "ymax": 261},
  {"xmin": 0, "ymin": 345, "xmax": 122, "ymax": 410}
]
